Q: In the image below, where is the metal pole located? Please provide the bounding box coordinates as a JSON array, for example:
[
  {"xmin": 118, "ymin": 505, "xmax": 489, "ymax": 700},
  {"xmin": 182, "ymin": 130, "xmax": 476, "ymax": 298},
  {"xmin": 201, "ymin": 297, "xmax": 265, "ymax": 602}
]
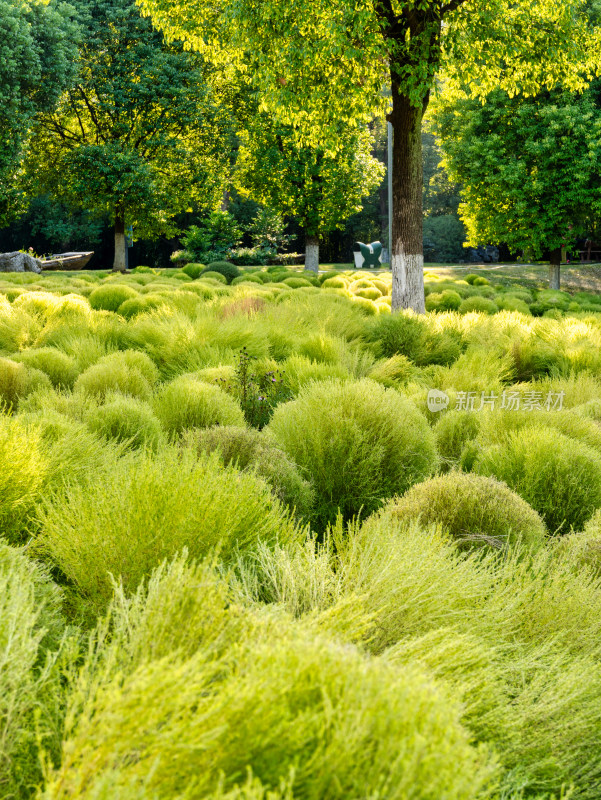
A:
[{"xmin": 387, "ymin": 121, "xmax": 393, "ymax": 266}]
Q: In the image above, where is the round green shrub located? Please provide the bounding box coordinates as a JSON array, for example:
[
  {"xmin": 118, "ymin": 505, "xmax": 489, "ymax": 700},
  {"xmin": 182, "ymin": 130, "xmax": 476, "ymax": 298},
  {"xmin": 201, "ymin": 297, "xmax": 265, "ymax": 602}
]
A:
[
  {"xmin": 321, "ymin": 276, "xmax": 347, "ymax": 289},
  {"xmin": 353, "ymin": 287, "xmax": 382, "ymax": 300},
  {"xmin": 473, "ymin": 425, "xmax": 601, "ymax": 534},
  {"xmin": 117, "ymin": 295, "xmax": 167, "ymax": 319},
  {"xmin": 458, "ymin": 296, "xmax": 499, "ymax": 315},
  {"xmin": 267, "ymin": 378, "xmax": 438, "ymax": 527},
  {"xmin": 0, "ymin": 544, "xmax": 67, "ymax": 798},
  {"xmin": 434, "ymin": 410, "xmax": 481, "ymax": 472},
  {"xmin": 48, "ymin": 625, "xmax": 495, "ymax": 799},
  {"xmin": 282, "ymin": 277, "xmax": 313, "ymax": 289},
  {"xmin": 366, "ymin": 312, "xmax": 463, "ymax": 366},
  {"xmin": 388, "ymin": 471, "xmax": 546, "ymax": 549},
  {"xmin": 0, "ymin": 358, "xmax": 33, "ymax": 408},
  {"xmin": 85, "ymin": 395, "xmax": 163, "ymax": 450},
  {"xmin": 464, "ymin": 274, "xmax": 480, "ymax": 285},
  {"xmin": 35, "ymin": 447, "xmax": 298, "ymax": 611},
  {"xmin": 88, "ymin": 284, "xmax": 139, "ymax": 313},
  {"xmin": 367, "ymin": 354, "xmax": 416, "ymax": 387},
  {"xmin": 555, "ymin": 509, "xmax": 601, "ymax": 576},
  {"xmin": 202, "ymin": 261, "xmax": 241, "ymax": 284},
  {"xmin": 231, "ymin": 273, "xmax": 264, "ymax": 286},
  {"xmin": 0, "ymin": 416, "xmax": 47, "ymax": 543},
  {"xmin": 74, "ymin": 350, "xmax": 159, "ymax": 400},
  {"xmin": 199, "ymin": 271, "xmax": 228, "ymax": 284},
  {"xmin": 425, "ymin": 290, "xmax": 462, "ymax": 312},
  {"xmin": 191, "ymin": 426, "xmax": 314, "ymax": 521},
  {"xmin": 153, "ymin": 376, "xmax": 245, "ymax": 435},
  {"xmin": 497, "ymin": 296, "xmax": 532, "ymax": 315},
  {"xmin": 12, "ymin": 347, "xmax": 78, "ymax": 389},
  {"xmin": 472, "ymin": 276, "xmax": 490, "ymax": 286},
  {"xmin": 351, "ymin": 296, "xmax": 378, "ymax": 315}
]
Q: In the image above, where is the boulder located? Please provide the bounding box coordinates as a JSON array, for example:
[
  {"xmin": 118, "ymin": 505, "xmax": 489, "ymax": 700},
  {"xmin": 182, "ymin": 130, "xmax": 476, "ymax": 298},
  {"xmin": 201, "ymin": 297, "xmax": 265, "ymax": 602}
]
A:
[{"xmin": 0, "ymin": 251, "xmax": 42, "ymax": 273}]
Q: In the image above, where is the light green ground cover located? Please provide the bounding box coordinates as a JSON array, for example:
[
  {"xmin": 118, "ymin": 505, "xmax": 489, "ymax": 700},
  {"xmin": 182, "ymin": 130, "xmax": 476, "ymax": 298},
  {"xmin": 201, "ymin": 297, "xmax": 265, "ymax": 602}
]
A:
[{"xmin": 3, "ymin": 263, "xmax": 601, "ymax": 798}]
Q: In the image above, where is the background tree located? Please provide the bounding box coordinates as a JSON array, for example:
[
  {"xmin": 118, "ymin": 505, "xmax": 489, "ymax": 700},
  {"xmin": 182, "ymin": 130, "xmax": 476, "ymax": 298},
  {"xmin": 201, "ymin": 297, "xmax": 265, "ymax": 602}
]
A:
[
  {"xmin": 0, "ymin": 0, "xmax": 77, "ymax": 221},
  {"xmin": 25, "ymin": 0, "xmax": 233, "ymax": 271},
  {"xmin": 433, "ymin": 84, "xmax": 601, "ymax": 288},
  {"xmin": 234, "ymin": 117, "xmax": 384, "ymax": 271},
  {"xmin": 140, "ymin": 0, "xmax": 599, "ymax": 308}
]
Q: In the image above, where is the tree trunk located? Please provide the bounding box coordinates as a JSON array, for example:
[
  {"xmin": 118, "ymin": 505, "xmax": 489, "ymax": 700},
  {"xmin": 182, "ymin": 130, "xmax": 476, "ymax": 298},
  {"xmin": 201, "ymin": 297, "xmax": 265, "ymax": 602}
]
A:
[
  {"xmin": 549, "ymin": 247, "xmax": 561, "ymax": 290},
  {"xmin": 389, "ymin": 90, "xmax": 426, "ymax": 313},
  {"xmin": 304, "ymin": 234, "xmax": 319, "ymax": 273},
  {"xmin": 113, "ymin": 210, "xmax": 126, "ymax": 272}
]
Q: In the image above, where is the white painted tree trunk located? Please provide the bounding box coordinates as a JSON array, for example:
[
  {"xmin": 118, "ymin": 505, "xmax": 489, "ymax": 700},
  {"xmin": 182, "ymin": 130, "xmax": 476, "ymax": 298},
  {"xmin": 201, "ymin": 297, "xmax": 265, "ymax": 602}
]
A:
[
  {"xmin": 391, "ymin": 252, "xmax": 425, "ymax": 313},
  {"xmin": 304, "ymin": 235, "xmax": 319, "ymax": 273},
  {"xmin": 389, "ymin": 87, "xmax": 426, "ymax": 313},
  {"xmin": 113, "ymin": 212, "xmax": 126, "ymax": 272}
]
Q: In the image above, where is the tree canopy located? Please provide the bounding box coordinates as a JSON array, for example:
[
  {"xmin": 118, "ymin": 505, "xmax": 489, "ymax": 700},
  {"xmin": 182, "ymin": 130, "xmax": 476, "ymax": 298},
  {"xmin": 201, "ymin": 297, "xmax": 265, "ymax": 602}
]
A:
[
  {"xmin": 25, "ymin": 0, "xmax": 234, "ymax": 269},
  {"xmin": 140, "ymin": 0, "xmax": 601, "ymax": 309},
  {"xmin": 0, "ymin": 0, "xmax": 78, "ymax": 218},
  {"xmin": 235, "ymin": 118, "xmax": 384, "ymax": 270},
  {"xmin": 433, "ymin": 84, "xmax": 601, "ymax": 286}
]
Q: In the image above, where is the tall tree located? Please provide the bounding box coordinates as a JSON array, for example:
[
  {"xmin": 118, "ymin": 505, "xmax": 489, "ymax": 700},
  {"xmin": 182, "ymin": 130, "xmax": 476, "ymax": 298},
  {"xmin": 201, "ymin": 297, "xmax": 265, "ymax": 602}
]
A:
[
  {"xmin": 433, "ymin": 85, "xmax": 601, "ymax": 288},
  {"xmin": 235, "ymin": 118, "xmax": 383, "ymax": 271},
  {"xmin": 0, "ymin": 0, "xmax": 77, "ymax": 221},
  {"xmin": 26, "ymin": 0, "xmax": 233, "ymax": 271},
  {"xmin": 140, "ymin": 0, "xmax": 599, "ymax": 309}
]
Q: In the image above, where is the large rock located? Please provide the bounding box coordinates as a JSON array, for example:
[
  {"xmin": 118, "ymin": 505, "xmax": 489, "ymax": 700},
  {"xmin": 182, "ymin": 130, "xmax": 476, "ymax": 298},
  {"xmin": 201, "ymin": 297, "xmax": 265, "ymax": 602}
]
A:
[{"xmin": 0, "ymin": 251, "xmax": 42, "ymax": 273}]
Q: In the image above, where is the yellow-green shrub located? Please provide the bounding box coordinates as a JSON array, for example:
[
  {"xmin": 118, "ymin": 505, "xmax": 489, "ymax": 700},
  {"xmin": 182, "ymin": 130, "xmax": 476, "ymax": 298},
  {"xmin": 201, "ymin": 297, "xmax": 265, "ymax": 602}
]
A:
[
  {"xmin": 389, "ymin": 471, "xmax": 546, "ymax": 549},
  {"xmin": 473, "ymin": 425, "xmax": 601, "ymax": 533},
  {"xmin": 153, "ymin": 376, "xmax": 245, "ymax": 435},
  {"xmin": 35, "ymin": 447, "xmax": 298, "ymax": 612},
  {"xmin": 267, "ymin": 379, "xmax": 437, "ymax": 527}
]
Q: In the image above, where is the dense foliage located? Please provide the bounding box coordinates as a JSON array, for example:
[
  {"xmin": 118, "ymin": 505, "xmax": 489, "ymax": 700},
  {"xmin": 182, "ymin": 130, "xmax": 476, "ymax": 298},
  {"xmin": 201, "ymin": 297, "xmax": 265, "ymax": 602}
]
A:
[{"xmin": 2, "ymin": 268, "xmax": 601, "ymax": 797}]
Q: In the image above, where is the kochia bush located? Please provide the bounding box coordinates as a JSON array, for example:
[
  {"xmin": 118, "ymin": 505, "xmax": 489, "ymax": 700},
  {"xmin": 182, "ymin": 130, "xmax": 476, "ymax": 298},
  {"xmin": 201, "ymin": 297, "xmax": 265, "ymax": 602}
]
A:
[
  {"xmin": 389, "ymin": 471, "xmax": 547, "ymax": 550},
  {"xmin": 267, "ymin": 378, "xmax": 437, "ymax": 527},
  {"xmin": 35, "ymin": 447, "xmax": 298, "ymax": 612}
]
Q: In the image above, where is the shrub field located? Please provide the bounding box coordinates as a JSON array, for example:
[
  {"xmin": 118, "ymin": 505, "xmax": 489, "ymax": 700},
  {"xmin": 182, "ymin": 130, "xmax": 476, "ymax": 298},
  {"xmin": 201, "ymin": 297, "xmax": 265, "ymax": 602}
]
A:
[{"xmin": 5, "ymin": 264, "xmax": 601, "ymax": 798}]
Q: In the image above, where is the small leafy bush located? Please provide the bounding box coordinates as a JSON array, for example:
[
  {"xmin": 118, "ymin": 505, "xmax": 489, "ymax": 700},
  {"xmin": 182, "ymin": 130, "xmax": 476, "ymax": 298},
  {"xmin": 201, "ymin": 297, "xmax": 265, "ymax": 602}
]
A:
[
  {"xmin": 35, "ymin": 447, "xmax": 298, "ymax": 611},
  {"xmin": 12, "ymin": 347, "xmax": 78, "ymax": 389},
  {"xmin": 85, "ymin": 394, "xmax": 163, "ymax": 450},
  {"xmin": 267, "ymin": 378, "xmax": 437, "ymax": 527},
  {"xmin": 425, "ymin": 289, "xmax": 462, "ymax": 312},
  {"xmin": 458, "ymin": 296, "xmax": 498, "ymax": 315},
  {"xmin": 473, "ymin": 425, "xmax": 601, "ymax": 533},
  {"xmin": 191, "ymin": 425, "xmax": 314, "ymax": 520},
  {"xmin": 201, "ymin": 261, "xmax": 241, "ymax": 284},
  {"xmin": 88, "ymin": 284, "xmax": 139, "ymax": 313},
  {"xmin": 389, "ymin": 471, "xmax": 546, "ymax": 549},
  {"xmin": 0, "ymin": 415, "xmax": 47, "ymax": 542},
  {"xmin": 434, "ymin": 410, "xmax": 481, "ymax": 472},
  {"xmin": 199, "ymin": 271, "xmax": 228, "ymax": 284},
  {"xmin": 75, "ymin": 350, "xmax": 158, "ymax": 400},
  {"xmin": 153, "ymin": 376, "xmax": 245, "ymax": 435},
  {"xmin": 0, "ymin": 545, "xmax": 69, "ymax": 798},
  {"xmin": 181, "ymin": 262, "xmax": 206, "ymax": 279},
  {"xmin": 0, "ymin": 357, "xmax": 33, "ymax": 407}
]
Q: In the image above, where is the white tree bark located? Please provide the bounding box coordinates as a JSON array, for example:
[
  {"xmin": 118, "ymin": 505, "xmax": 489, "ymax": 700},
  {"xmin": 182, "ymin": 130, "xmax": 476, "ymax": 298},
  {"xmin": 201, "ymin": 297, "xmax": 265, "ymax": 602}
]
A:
[
  {"xmin": 113, "ymin": 229, "xmax": 126, "ymax": 272},
  {"xmin": 304, "ymin": 235, "xmax": 319, "ymax": 273},
  {"xmin": 391, "ymin": 252, "xmax": 425, "ymax": 313}
]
